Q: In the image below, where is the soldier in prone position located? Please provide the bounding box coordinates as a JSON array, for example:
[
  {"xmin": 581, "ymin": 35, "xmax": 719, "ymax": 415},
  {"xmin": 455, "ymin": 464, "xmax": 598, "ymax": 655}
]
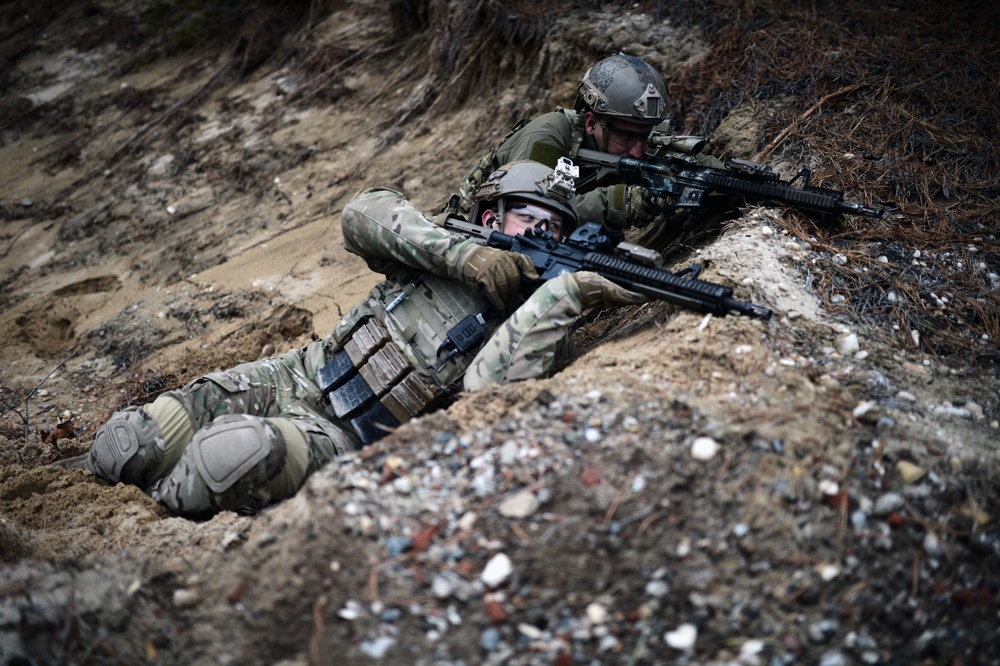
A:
[{"xmin": 85, "ymin": 161, "xmax": 646, "ymax": 517}]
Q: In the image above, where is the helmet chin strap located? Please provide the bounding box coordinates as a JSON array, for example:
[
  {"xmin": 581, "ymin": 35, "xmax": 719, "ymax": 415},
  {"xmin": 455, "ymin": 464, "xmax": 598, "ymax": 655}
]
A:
[
  {"xmin": 482, "ymin": 201, "xmax": 506, "ymax": 231},
  {"xmin": 587, "ymin": 112, "xmax": 612, "ymax": 153},
  {"xmin": 598, "ymin": 117, "xmax": 612, "ymax": 153},
  {"xmin": 495, "ymin": 199, "xmax": 506, "ymax": 231}
]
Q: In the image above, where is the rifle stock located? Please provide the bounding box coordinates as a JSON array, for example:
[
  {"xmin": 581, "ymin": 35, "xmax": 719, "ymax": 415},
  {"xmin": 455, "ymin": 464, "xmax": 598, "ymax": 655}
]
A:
[
  {"xmin": 576, "ymin": 148, "xmax": 890, "ymax": 220},
  {"xmin": 442, "ymin": 218, "xmax": 772, "ymax": 320}
]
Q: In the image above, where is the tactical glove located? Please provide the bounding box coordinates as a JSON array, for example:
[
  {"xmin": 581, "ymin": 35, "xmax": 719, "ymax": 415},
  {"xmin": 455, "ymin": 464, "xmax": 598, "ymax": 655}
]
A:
[
  {"xmin": 623, "ymin": 185, "xmax": 673, "ymax": 228},
  {"xmin": 462, "ymin": 246, "xmax": 539, "ymax": 310},
  {"xmin": 576, "ymin": 271, "xmax": 647, "ymax": 309}
]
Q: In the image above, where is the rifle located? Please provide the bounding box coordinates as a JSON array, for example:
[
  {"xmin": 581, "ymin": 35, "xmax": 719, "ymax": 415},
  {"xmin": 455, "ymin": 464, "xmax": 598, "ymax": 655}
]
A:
[
  {"xmin": 575, "ymin": 148, "xmax": 890, "ymax": 220},
  {"xmin": 443, "ymin": 218, "xmax": 772, "ymax": 320}
]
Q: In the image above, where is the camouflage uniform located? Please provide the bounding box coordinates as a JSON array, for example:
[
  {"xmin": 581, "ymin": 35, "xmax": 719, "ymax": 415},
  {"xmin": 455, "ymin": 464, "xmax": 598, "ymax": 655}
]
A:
[
  {"xmin": 450, "ymin": 108, "xmax": 725, "ymax": 232},
  {"xmin": 87, "ymin": 188, "xmax": 601, "ymax": 516}
]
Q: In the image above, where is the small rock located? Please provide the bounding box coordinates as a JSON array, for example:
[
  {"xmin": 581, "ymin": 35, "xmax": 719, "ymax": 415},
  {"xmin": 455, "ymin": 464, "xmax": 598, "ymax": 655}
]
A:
[
  {"xmin": 485, "ymin": 599, "xmax": 508, "ymax": 623},
  {"xmin": 852, "ymin": 401, "xmax": 878, "ymax": 421},
  {"xmin": 518, "ymin": 622, "xmax": 543, "ymax": 640},
  {"xmin": 172, "ymin": 588, "xmax": 200, "ymax": 608},
  {"xmin": 220, "ymin": 531, "xmax": 242, "ymax": 550},
  {"xmin": 818, "ymin": 479, "xmax": 840, "ymax": 496},
  {"xmin": 599, "ymin": 634, "xmax": 620, "ymax": 652},
  {"xmin": 815, "ymin": 562, "xmax": 841, "ymax": 581},
  {"xmin": 586, "ymin": 602, "xmax": 608, "ymax": 624},
  {"xmin": 392, "ymin": 475, "xmax": 412, "ymax": 494},
  {"xmin": 580, "ymin": 466, "xmax": 602, "ymax": 487},
  {"xmin": 922, "ymin": 531, "xmax": 943, "ymax": 557},
  {"xmin": 873, "ymin": 492, "xmax": 905, "ymax": 516},
  {"xmin": 691, "ymin": 436, "xmax": 719, "ymax": 461},
  {"xmin": 384, "ymin": 535, "xmax": 412, "ymax": 557},
  {"xmin": 360, "ymin": 636, "xmax": 395, "ymax": 659},
  {"xmin": 481, "ymin": 553, "xmax": 513, "ymax": 588},
  {"xmin": 480, "ymin": 627, "xmax": 502, "ymax": 651},
  {"xmin": 498, "ymin": 490, "xmax": 540, "ymax": 519},
  {"xmin": 739, "ymin": 639, "xmax": 765, "ymax": 664},
  {"xmin": 896, "ymin": 460, "xmax": 926, "ymax": 483},
  {"xmin": 965, "ymin": 401, "xmax": 984, "ymax": 419},
  {"xmin": 818, "ymin": 652, "xmax": 848, "ymax": 666},
  {"xmin": 337, "ymin": 600, "xmax": 364, "ymax": 620},
  {"xmin": 431, "ymin": 574, "xmax": 456, "ymax": 599},
  {"xmin": 665, "ymin": 623, "xmax": 697, "ymax": 651},
  {"xmin": 645, "ymin": 580, "xmax": 669, "ymax": 597},
  {"xmin": 808, "ymin": 619, "xmax": 838, "ymax": 643}
]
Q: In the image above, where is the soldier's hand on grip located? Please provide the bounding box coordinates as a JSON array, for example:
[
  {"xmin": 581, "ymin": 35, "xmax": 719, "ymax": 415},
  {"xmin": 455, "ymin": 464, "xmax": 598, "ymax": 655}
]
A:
[
  {"xmin": 623, "ymin": 185, "xmax": 673, "ymax": 228},
  {"xmin": 576, "ymin": 271, "xmax": 647, "ymax": 309},
  {"xmin": 462, "ymin": 246, "xmax": 539, "ymax": 310}
]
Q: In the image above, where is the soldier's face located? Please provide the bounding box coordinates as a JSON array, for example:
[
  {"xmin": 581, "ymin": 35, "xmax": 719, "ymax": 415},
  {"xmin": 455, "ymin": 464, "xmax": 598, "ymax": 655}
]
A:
[
  {"xmin": 500, "ymin": 203, "xmax": 565, "ymax": 240},
  {"xmin": 585, "ymin": 111, "xmax": 652, "ymax": 158}
]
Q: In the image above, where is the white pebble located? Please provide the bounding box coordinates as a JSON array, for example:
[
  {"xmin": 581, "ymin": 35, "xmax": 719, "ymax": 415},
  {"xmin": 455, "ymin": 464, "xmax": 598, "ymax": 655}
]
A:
[
  {"xmin": 172, "ymin": 588, "xmax": 200, "ymax": 608},
  {"xmin": 518, "ymin": 622, "xmax": 543, "ymax": 639},
  {"xmin": 690, "ymin": 437, "xmax": 719, "ymax": 461},
  {"xmin": 458, "ymin": 511, "xmax": 478, "ymax": 532},
  {"xmin": 338, "ymin": 600, "xmax": 364, "ymax": 620},
  {"xmin": 392, "ymin": 476, "xmax": 412, "ymax": 495},
  {"xmin": 837, "ymin": 333, "xmax": 860, "ymax": 356},
  {"xmin": 498, "ymin": 490, "xmax": 540, "ymax": 519},
  {"xmin": 739, "ymin": 639, "xmax": 765, "ymax": 662},
  {"xmin": 645, "ymin": 580, "xmax": 669, "ymax": 597},
  {"xmin": 816, "ymin": 563, "xmax": 841, "ymax": 581},
  {"xmin": 586, "ymin": 602, "xmax": 608, "ymax": 624},
  {"xmin": 852, "ymin": 401, "xmax": 877, "ymax": 419},
  {"xmin": 481, "ymin": 553, "xmax": 513, "ymax": 588},
  {"xmin": 665, "ymin": 623, "xmax": 698, "ymax": 651},
  {"xmin": 360, "ymin": 636, "xmax": 394, "ymax": 659},
  {"xmin": 965, "ymin": 402, "xmax": 984, "ymax": 420},
  {"xmin": 923, "ymin": 532, "xmax": 943, "ymax": 558}
]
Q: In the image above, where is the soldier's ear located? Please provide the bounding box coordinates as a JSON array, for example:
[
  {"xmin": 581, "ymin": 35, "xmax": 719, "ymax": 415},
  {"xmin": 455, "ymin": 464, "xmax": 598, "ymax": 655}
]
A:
[
  {"xmin": 481, "ymin": 209, "xmax": 499, "ymax": 230},
  {"xmin": 584, "ymin": 111, "xmax": 599, "ymax": 134}
]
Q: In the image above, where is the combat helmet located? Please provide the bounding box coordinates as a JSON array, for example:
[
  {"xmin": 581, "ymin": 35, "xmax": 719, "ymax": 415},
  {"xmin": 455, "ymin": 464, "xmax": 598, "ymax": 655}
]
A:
[
  {"xmin": 575, "ymin": 53, "xmax": 668, "ymax": 125},
  {"xmin": 472, "ymin": 159, "xmax": 579, "ymax": 234}
]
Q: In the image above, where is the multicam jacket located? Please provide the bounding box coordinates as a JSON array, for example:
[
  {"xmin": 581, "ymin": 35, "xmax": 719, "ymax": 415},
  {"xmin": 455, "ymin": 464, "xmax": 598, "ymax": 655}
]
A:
[{"xmin": 335, "ymin": 187, "xmax": 588, "ymax": 402}]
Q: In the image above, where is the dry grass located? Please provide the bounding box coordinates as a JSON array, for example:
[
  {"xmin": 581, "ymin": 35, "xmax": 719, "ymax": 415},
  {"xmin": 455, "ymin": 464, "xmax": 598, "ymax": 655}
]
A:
[{"xmin": 657, "ymin": 0, "xmax": 1000, "ymax": 368}]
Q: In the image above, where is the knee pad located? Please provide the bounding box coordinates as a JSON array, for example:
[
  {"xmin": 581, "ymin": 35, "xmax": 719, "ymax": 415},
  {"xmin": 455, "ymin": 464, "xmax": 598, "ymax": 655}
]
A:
[
  {"xmin": 190, "ymin": 416, "xmax": 279, "ymax": 494},
  {"xmin": 89, "ymin": 409, "xmax": 166, "ymax": 486}
]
